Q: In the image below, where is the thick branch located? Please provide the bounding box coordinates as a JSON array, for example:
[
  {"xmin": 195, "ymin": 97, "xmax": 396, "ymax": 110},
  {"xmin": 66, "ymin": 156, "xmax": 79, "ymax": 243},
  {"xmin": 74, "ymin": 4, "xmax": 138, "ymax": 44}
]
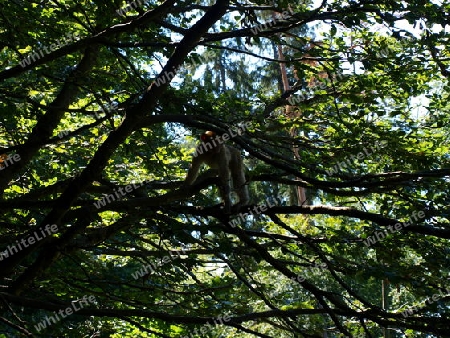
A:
[{"xmin": 4, "ymin": 0, "xmax": 230, "ymax": 295}]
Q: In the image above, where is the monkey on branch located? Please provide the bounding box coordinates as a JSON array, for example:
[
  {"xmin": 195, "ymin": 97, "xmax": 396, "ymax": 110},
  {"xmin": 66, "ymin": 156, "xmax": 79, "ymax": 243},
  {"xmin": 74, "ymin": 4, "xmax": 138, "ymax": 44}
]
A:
[{"xmin": 184, "ymin": 131, "xmax": 249, "ymax": 213}]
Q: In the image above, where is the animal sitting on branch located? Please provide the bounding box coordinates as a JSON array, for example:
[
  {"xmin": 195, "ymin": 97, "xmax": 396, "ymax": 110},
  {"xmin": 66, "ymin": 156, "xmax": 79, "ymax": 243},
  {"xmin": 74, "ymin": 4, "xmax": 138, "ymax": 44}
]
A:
[{"xmin": 184, "ymin": 131, "xmax": 249, "ymax": 213}]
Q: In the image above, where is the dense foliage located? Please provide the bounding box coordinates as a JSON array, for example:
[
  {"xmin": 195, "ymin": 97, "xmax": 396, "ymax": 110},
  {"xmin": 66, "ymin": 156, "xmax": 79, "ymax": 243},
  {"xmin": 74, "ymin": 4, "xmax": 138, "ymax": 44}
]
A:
[{"xmin": 0, "ymin": 0, "xmax": 449, "ymax": 337}]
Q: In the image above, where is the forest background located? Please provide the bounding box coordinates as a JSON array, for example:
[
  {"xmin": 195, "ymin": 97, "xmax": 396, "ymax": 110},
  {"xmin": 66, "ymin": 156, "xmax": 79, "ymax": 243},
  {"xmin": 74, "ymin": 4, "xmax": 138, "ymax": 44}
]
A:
[{"xmin": 0, "ymin": 0, "xmax": 449, "ymax": 337}]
